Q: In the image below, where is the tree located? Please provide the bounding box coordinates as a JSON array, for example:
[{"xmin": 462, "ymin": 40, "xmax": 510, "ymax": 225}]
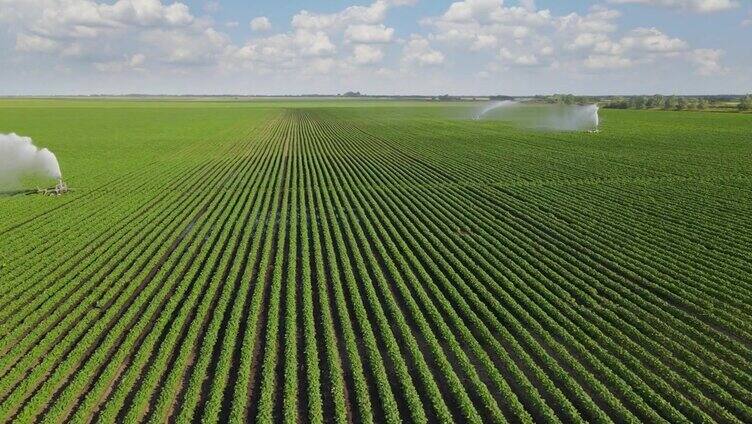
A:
[
  {"xmin": 697, "ymin": 98, "xmax": 707, "ymax": 110},
  {"xmin": 632, "ymin": 96, "xmax": 646, "ymax": 109},
  {"xmin": 664, "ymin": 96, "xmax": 677, "ymax": 110},
  {"xmin": 605, "ymin": 97, "xmax": 628, "ymax": 109},
  {"xmin": 676, "ymin": 97, "xmax": 687, "ymax": 111},
  {"xmin": 739, "ymin": 95, "xmax": 752, "ymax": 111},
  {"xmin": 649, "ymin": 94, "xmax": 663, "ymax": 109}
]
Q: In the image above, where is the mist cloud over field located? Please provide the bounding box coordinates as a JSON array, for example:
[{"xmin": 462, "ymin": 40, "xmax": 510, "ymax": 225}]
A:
[
  {"xmin": 473, "ymin": 101, "xmax": 600, "ymax": 131},
  {"xmin": 0, "ymin": 133, "xmax": 62, "ymax": 189}
]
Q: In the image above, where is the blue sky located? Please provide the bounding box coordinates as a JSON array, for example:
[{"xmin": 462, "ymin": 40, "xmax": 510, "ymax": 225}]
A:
[{"xmin": 0, "ymin": 0, "xmax": 749, "ymax": 95}]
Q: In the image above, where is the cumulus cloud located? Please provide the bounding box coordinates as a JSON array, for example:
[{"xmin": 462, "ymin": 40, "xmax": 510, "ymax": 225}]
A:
[
  {"xmin": 352, "ymin": 44, "xmax": 384, "ymax": 64},
  {"xmin": 471, "ymin": 34, "xmax": 497, "ymax": 50},
  {"xmin": 31, "ymin": 0, "xmax": 195, "ymax": 36},
  {"xmin": 292, "ymin": 1, "xmax": 389, "ymax": 31},
  {"xmin": 425, "ymin": 2, "xmax": 622, "ymax": 71},
  {"xmin": 15, "ymin": 33, "xmax": 60, "ymax": 53},
  {"xmin": 4, "ymin": 0, "xmax": 215, "ymax": 69},
  {"xmin": 305, "ymin": 58, "xmax": 336, "ymax": 75},
  {"xmin": 571, "ymin": 32, "xmax": 612, "ymax": 50},
  {"xmin": 203, "ymin": 1, "xmax": 220, "ymax": 13},
  {"xmin": 584, "ymin": 54, "xmax": 633, "ymax": 69},
  {"xmin": 689, "ymin": 48, "xmax": 727, "ymax": 75},
  {"xmin": 95, "ymin": 53, "xmax": 146, "ymax": 72},
  {"xmin": 556, "ymin": 6, "xmax": 621, "ymax": 33},
  {"xmin": 620, "ymin": 27, "xmax": 688, "ymax": 52},
  {"xmin": 608, "ymin": 0, "xmax": 739, "ymax": 13},
  {"xmin": 499, "ymin": 47, "xmax": 539, "ymax": 66},
  {"xmin": 141, "ymin": 26, "xmax": 229, "ymax": 65},
  {"xmin": 386, "ymin": 0, "xmax": 418, "ymax": 5},
  {"xmin": 299, "ymin": 32, "xmax": 337, "ymax": 56},
  {"xmin": 402, "ymin": 35, "xmax": 445, "ymax": 66},
  {"xmin": 250, "ymin": 16, "xmax": 271, "ymax": 32},
  {"xmin": 224, "ymin": 0, "xmax": 415, "ymax": 76},
  {"xmin": 5, "ymin": 0, "xmax": 195, "ymax": 54},
  {"xmin": 345, "ymin": 24, "xmax": 395, "ymax": 43},
  {"xmin": 441, "ymin": 0, "xmax": 502, "ymax": 22},
  {"xmin": 228, "ymin": 29, "xmax": 336, "ymax": 66},
  {"xmin": 424, "ymin": 1, "xmax": 718, "ymax": 78},
  {"xmin": 576, "ymin": 27, "xmax": 693, "ymax": 71},
  {"xmin": 0, "ymin": 0, "xmax": 740, "ymax": 93}
]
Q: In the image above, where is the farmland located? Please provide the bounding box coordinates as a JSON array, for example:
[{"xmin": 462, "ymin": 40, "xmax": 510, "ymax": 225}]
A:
[{"xmin": 0, "ymin": 99, "xmax": 751, "ymax": 423}]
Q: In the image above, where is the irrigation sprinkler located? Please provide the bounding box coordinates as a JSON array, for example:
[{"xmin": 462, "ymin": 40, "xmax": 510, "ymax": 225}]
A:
[{"xmin": 34, "ymin": 179, "xmax": 69, "ymax": 196}]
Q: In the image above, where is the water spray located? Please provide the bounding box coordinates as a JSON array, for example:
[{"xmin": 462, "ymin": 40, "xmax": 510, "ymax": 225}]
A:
[
  {"xmin": 0, "ymin": 133, "xmax": 67, "ymax": 195},
  {"xmin": 584, "ymin": 104, "xmax": 600, "ymax": 133},
  {"xmin": 473, "ymin": 100, "xmax": 519, "ymax": 120},
  {"xmin": 473, "ymin": 101, "xmax": 600, "ymax": 132}
]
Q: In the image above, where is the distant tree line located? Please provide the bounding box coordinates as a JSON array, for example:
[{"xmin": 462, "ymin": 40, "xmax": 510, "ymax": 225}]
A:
[
  {"xmin": 534, "ymin": 93, "xmax": 751, "ymax": 112},
  {"xmin": 602, "ymin": 94, "xmax": 752, "ymax": 111},
  {"xmin": 603, "ymin": 95, "xmax": 712, "ymax": 110},
  {"xmin": 739, "ymin": 94, "xmax": 752, "ymax": 111},
  {"xmin": 540, "ymin": 94, "xmax": 599, "ymax": 105}
]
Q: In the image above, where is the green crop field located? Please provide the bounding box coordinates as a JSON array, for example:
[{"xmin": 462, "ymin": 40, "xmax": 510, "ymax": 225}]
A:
[{"xmin": 0, "ymin": 99, "xmax": 751, "ymax": 423}]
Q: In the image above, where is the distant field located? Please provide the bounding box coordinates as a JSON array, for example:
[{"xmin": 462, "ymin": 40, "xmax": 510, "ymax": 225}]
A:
[{"xmin": 0, "ymin": 99, "xmax": 751, "ymax": 423}]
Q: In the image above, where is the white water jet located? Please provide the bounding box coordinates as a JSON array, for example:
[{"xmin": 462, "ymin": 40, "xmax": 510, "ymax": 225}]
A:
[
  {"xmin": 473, "ymin": 100, "xmax": 519, "ymax": 120},
  {"xmin": 0, "ymin": 133, "xmax": 62, "ymax": 189},
  {"xmin": 542, "ymin": 104, "xmax": 600, "ymax": 131},
  {"xmin": 473, "ymin": 101, "xmax": 600, "ymax": 131},
  {"xmin": 588, "ymin": 104, "xmax": 600, "ymax": 130}
]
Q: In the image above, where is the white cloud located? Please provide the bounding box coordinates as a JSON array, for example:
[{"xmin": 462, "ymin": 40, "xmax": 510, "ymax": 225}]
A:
[
  {"xmin": 471, "ymin": 34, "xmax": 497, "ymax": 50},
  {"xmin": 299, "ymin": 31, "xmax": 337, "ymax": 56},
  {"xmin": 402, "ymin": 35, "xmax": 445, "ymax": 66},
  {"xmin": 225, "ymin": 0, "xmax": 415, "ymax": 76},
  {"xmin": 204, "ymin": 1, "xmax": 220, "ymax": 14},
  {"xmin": 5, "ymin": 0, "xmax": 202, "ymax": 63},
  {"xmin": 499, "ymin": 47, "xmax": 539, "ymax": 65},
  {"xmin": 584, "ymin": 54, "xmax": 633, "ymax": 69},
  {"xmin": 556, "ymin": 6, "xmax": 621, "ymax": 33},
  {"xmin": 250, "ymin": 16, "xmax": 272, "ymax": 32},
  {"xmin": 386, "ymin": 0, "xmax": 418, "ymax": 5},
  {"xmin": 424, "ymin": 1, "xmax": 708, "ymax": 77},
  {"xmin": 519, "ymin": 0, "xmax": 537, "ymax": 11},
  {"xmin": 620, "ymin": 27, "xmax": 688, "ymax": 52},
  {"xmin": 442, "ymin": 0, "xmax": 502, "ymax": 22},
  {"xmin": 3, "ymin": 0, "xmax": 195, "ymax": 47},
  {"xmin": 292, "ymin": 1, "xmax": 388, "ymax": 31},
  {"xmin": 608, "ymin": 0, "xmax": 739, "ymax": 13},
  {"xmin": 743, "ymin": 11, "xmax": 752, "ymax": 26},
  {"xmin": 306, "ymin": 57, "xmax": 336, "ymax": 75},
  {"xmin": 289, "ymin": 0, "xmax": 415, "ymax": 32},
  {"xmin": 15, "ymin": 33, "xmax": 59, "ymax": 52},
  {"xmin": 352, "ymin": 44, "xmax": 384, "ymax": 64},
  {"xmin": 94, "ymin": 53, "xmax": 146, "ymax": 72},
  {"xmin": 224, "ymin": 28, "xmax": 337, "ymax": 73},
  {"xmin": 142, "ymin": 27, "xmax": 229, "ymax": 65},
  {"xmin": 32, "ymin": 0, "xmax": 196, "ymax": 35},
  {"xmin": 426, "ymin": 3, "xmax": 623, "ymax": 70},
  {"xmin": 131, "ymin": 53, "xmax": 146, "ymax": 65},
  {"xmin": 689, "ymin": 48, "xmax": 727, "ymax": 75},
  {"xmin": 0, "ymin": 0, "xmax": 742, "ymax": 94},
  {"xmin": 345, "ymin": 24, "xmax": 394, "ymax": 43}
]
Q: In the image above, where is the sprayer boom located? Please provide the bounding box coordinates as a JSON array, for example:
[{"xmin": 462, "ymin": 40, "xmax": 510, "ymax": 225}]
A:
[{"xmin": 36, "ymin": 179, "xmax": 69, "ymax": 196}]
